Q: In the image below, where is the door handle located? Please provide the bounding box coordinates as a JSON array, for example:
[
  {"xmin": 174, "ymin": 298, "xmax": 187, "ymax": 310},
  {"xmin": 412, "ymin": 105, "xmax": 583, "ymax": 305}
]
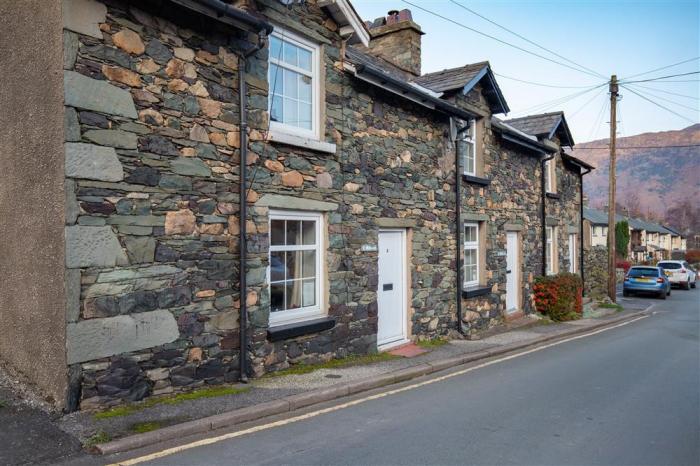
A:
[{"xmin": 383, "ymin": 283, "xmax": 393, "ymax": 291}]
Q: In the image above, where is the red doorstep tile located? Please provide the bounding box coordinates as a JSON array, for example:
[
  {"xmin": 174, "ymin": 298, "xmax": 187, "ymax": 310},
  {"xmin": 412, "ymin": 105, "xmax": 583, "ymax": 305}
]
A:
[{"xmin": 388, "ymin": 343, "xmax": 428, "ymax": 358}]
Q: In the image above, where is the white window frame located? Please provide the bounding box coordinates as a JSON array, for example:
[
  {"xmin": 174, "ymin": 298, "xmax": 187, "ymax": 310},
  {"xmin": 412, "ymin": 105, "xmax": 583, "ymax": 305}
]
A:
[
  {"xmin": 462, "ymin": 119, "xmax": 477, "ymax": 176},
  {"xmin": 463, "ymin": 222, "xmax": 479, "ymax": 287},
  {"xmin": 268, "ymin": 210, "xmax": 324, "ymax": 326},
  {"xmin": 546, "ymin": 226, "xmax": 557, "ymax": 275},
  {"xmin": 267, "ymin": 27, "xmax": 322, "ymax": 142},
  {"xmin": 545, "ymin": 158, "xmax": 556, "ymax": 193},
  {"xmin": 568, "ymin": 233, "xmax": 577, "ymax": 273}
]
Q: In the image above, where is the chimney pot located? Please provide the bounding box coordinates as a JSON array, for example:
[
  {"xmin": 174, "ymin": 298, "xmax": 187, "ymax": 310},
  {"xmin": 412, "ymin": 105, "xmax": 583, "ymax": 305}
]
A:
[{"xmin": 364, "ymin": 8, "xmax": 423, "ymax": 76}]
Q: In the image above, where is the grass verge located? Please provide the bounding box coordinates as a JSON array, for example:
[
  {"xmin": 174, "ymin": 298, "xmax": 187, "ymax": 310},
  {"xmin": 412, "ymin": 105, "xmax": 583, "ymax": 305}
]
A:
[
  {"xmin": 598, "ymin": 303, "xmax": 624, "ymax": 312},
  {"xmin": 416, "ymin": 337, "xmax": 449, "ymax": 349},
  {"xmin": 129, "ymin": 421, "xmax": 164, "ymax": 434},
  {"xmin": 84, "ymin": 431, "xmax": 111, "ymax": 448},
  {"xmin": 263, "ymin": 352, "xmax": 399, "ymax": 378},
  {"xmin": 94, "ymin": 385, "xmax": 250, "ymax": 420}
]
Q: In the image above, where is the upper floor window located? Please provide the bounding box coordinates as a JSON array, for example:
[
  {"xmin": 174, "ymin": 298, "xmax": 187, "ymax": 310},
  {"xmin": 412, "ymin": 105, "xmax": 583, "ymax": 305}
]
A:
[
  {"xmin": 544, "ymin": 158, "xmax": 556, "ymax": 193},
  {"xmin": 268, "ymin": 28, "xmax": 320, "ymax": 140},
  {"xmin": 462, "ymin": 120, "xmax": 477, "ymax": 176}
]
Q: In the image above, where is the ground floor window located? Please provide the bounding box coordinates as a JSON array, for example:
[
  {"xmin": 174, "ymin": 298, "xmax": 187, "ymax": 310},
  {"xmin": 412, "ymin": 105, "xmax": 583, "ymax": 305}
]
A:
[
  {"xmin": 464, "ymin": 222, "xmax": 479, "ymax": 287},
  {"xmin": 546, "ymin": 226, "xmax": 558, "ymax": 275},
  {"xmin": 568, "ymin": 233, "xmax": 577, "ymax": 273},
  {"xmin": 268, "ymin": 210, "xmax": 323, "ymax": 325}
]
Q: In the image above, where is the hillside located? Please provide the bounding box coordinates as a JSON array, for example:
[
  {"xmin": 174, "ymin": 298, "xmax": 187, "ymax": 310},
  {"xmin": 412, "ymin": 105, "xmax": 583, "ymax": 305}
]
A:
[{"xmin": 571, "ymin": 124, "xmax": 700, "ymax": 219}]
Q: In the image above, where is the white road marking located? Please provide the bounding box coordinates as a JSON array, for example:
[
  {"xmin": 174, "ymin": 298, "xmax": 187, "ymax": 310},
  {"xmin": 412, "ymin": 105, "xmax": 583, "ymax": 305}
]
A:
[{"xmin": 110, "ymin": 315, "xmax": 649, "ymax": 466}]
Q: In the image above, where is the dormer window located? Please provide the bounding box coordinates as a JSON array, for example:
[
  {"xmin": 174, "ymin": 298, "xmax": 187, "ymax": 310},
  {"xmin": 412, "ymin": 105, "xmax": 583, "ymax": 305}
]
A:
[{"xmin": 268, "ymin": 28, "xmax": 320, "ymax": 140}]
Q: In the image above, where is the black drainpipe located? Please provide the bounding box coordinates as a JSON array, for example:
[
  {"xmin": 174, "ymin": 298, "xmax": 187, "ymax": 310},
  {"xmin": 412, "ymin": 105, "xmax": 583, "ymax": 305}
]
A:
[
  {"xmin": 238, "ymin": 31, "xmax": 268, "ymax": 383},
  {"xmin": 455, "ymin": 119, "xmax": 472, "ymax": 335},
  {"xmin": 540, "ymin": 153, "xmax": 555, "ymax": 276},
  {"xmin": 579, "ymin": 166, "xmax": 592, "ymax": 293}
]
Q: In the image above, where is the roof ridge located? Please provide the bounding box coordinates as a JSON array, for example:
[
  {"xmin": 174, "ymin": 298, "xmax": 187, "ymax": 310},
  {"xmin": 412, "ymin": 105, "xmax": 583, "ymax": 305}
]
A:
[
  {"xmin": 504, "ymin": 111, "xmax": 564, "ymax": 122},
  {"xmin": 418, "ymin": 61, "xmax": 490, "ymax": 78}
]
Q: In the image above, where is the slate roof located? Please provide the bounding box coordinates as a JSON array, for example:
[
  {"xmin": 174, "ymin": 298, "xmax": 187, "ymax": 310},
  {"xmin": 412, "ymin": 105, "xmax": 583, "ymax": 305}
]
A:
[
  {"xmin": 345, "ymin": 47, "xmax": 413, "ymax": 83},
  {"xmin": 504, "ymin": 111, "xmax": 574, "ymax": 147},
  {"xmin": 413, "ymin": 63, "xmax": 489, "ymax": 92},
  {"xmin": 583, "ymin": 207, "xmax": 674, "ymax": 235}
]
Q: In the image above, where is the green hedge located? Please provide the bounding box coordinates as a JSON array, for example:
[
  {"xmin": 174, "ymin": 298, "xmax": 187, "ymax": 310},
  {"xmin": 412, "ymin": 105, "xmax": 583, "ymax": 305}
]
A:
[{"xmin": 533, "ymin": 273, "xmax": 583, "ymax": 321}]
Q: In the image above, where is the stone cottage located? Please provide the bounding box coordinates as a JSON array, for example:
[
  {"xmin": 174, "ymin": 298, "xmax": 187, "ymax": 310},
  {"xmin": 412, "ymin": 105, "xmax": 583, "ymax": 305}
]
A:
[{"xmin": 0, "ymin": 0, "xmax": 588, "ymax": 411}]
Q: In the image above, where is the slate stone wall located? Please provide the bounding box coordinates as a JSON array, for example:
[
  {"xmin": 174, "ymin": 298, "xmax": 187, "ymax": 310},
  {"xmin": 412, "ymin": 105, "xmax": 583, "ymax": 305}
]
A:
[
  {"xmin": 60, "ymin": 0, "xmax": 578, "ymax": 409},
  {"xmin": 545, "ymin": 149, "xmax": 583, "ymax": 275},
  {"xmin": 584, "ymin": 245, "xmax": 608, "ymax": 298}
]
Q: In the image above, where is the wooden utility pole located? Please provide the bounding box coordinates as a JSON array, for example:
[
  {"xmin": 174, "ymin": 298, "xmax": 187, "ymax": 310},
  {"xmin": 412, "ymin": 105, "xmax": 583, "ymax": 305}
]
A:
[{"xmin": 607, "ymin": 75, "xmax": 619, "ymax": 302}]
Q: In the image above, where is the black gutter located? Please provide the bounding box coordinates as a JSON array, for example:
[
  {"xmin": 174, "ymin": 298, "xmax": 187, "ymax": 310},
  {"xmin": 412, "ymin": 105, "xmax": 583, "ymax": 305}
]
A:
[
  {"xmin": 540, "ymin": 153, "xmax": 555, "ymax": 276},
  {"xmin": 352, "ymin": 64, "xmax": 479, "ymax": 121},
  {"xmin": 579, "ymin": 166, "xmax": 592, "ymax": 293},
  {"xmin": 193, "ymin": 0, "xmax": 274, "ymax": 33},
  {"xmin": 455, "ymin": 119, "xmax": 472, "ymax": 335},
  {"xmin": 237, "ymin": 32, "xmax": 269, "ymax": 383}
]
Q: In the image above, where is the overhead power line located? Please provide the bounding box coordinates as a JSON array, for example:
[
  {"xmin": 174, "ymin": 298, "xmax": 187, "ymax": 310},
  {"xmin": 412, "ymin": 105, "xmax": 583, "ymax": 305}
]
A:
[
  {"xmin": 400, "ymin": 0, "xmax": 605, "ymax": 80},
  {"xmin": 568, "ymin": 87, "xmax": 606, "ymax": 119},
  {"xmin": 448, "ymin": 0, "xmax": 606, "ymax": 79},
  {"xmin": 621, "ymin": 71, "xmax": 700, "ymax": 84},
  {"xmin": 620, "ymin": 85, "xmax": 697, "ymax": 124},
  {"xmin": 622, "ymin": 56, "xmax": 699, "ymax": 80},
  {"xmin": 494, "ymin": 72, "xmax": 599, "ymax": 89},
  {"xmin": 626, "ymin": 84, "xmax": 699, "ymax": 112},
  {"xmin": 628, "ymin": 84, "xmax": 699, "ymax": 101},
  {"xmin": 509, "ymin": 84, "xmax": 605, "ymax": 116},
  {"xmin": 575, "ymin": 144, "xmax": 700, "ymax": 150}
]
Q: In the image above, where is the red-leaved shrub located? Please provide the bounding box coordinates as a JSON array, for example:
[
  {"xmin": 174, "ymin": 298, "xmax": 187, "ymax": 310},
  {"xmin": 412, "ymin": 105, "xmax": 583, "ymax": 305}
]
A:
[
  {"xmin": 686, "ymin": 249, "xmax": 700, "ymax": 265},
  {"xmin": 533, "ymin": 273, "xmax": 583, "ymax": 321},
  {"xmin": 616, "ymin": 260, "xmax": 632, "ymax": 272}
]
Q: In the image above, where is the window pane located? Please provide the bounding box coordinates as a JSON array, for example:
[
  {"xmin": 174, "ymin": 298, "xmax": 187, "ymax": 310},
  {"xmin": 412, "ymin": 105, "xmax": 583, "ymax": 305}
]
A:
[
  {"xmin": 302, "ymin": 279, "xmax": 316, "ymax": 307},
  {"xmin": 302, "ymin": 250, "xmax": 316, "ymax": 278},
  {"xmin": 465, "ymin": 248, "xmax": 476, "ymax": 266},
  {"xmin": 298, "ymin": 48, "xmax": 312, "ymax": 71},
  {"xmin": 270, "ymin": 36, "xmax": 282, "ymax": 61},
  {"xmin": 270, "ymin": 251, "xmax": 285, "ymax": 282},
  {"xmin": 299, "ymin": 75, "xmax": 312, "ymax": 102},
  {"xmin": 299, "ymin": 103, "xmax": 312, "ymax": 130},
  {"xmin": 286, "ymin": 281, "xmax": 302, "ymax": 309},
  {"xmin": 465, "ymin": 264, "xmax": 476, "ymax": 283},
  {"xmin": 284, "ymin": 69, "xmax": 298, "ymax": 99},
  {"xmin": 302, "ymin": 221, "xmax": 316, "ymax": 245},
  {"xmin": 271, "ymin": 220, "xmax": 285, "ymax": 245},
  {"xmin": 286, "ymin": 250, "xmax": 301, "ymax": 280},
  {"xmin": 283, "ymin": 97, "xmax": 298, "ymax": 127},
  {"xmin": 270, "ymin": 64, "xmax": 283, "ymax": 96},
  {"xmin": 270, "ymin": 95, "xmax": 283, "ymax": 123},
  {"xmin": 283, "ymin": 41, "xmax": 298, "ymax": 66},
  {"xmin": 270, "ymin": 283, "xmax": 284, "ymax": 312},
  {"xmin": 287, "ymin": 220, "xmax": 300, "ymax": 245}
]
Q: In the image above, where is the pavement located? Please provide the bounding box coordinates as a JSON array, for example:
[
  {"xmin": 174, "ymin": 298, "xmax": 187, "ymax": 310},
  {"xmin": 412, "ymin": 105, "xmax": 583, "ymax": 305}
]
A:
[
  {"xmin": 0, "ymin": 288, "xmax": 687, "ymax": 466},
  {"xmin": 81, "ymin": 285, "xmax": 699, "ymax": 466}
]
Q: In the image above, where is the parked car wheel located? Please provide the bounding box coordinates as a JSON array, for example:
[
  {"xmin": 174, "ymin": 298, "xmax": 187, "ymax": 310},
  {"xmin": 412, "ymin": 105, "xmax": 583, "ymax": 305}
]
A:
[
  {"xmin": 623, "ymin": 290, "xmax": 630, "ymax": 297},
  {"xmin": 667, "ymin": 288, "xmax": 671, "ymax": 296},
  {"xmin": 683, "ymin": 281, "xmax": 691, "ymax": 290},
  {"xmin": 692, "ymin": 281, "xmax": 697, "ymax": 289},
  {"xmin": 659, "ymin": 291, "xmax": 667, "ymax": 300}
]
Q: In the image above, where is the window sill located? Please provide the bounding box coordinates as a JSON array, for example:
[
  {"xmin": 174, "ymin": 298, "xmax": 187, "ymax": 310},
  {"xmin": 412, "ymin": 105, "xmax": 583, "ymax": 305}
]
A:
[
  {"xmin": 462, "ymin": 286, "xmax": 491, "ymax": 299},
  {"xmin": 545, "ymin": 192, "xmax": 560, "ymax": 199},
  {"xmin": 267, "ymin": 316, "xmax": 336, "ymax": 342},
  {"xmin": 267, "ymin": 130, "xmax": 337, "ymax": 154},
  {"xmin": 462, "ymin": 174, "xmax": 491, "ymax": 186}
]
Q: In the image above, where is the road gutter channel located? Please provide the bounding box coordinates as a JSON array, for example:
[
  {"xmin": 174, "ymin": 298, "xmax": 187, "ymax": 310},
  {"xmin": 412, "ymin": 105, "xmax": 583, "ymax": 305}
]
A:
[{"xmin": 94, "ymin": 309, "xmax": 650, "ymax": 456}]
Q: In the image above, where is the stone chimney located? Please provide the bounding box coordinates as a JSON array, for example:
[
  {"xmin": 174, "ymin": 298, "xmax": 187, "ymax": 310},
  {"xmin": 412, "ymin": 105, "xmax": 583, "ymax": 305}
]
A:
[{"xmin": 366, "ymin": 9, "xmax": 424, "ymax": 76}]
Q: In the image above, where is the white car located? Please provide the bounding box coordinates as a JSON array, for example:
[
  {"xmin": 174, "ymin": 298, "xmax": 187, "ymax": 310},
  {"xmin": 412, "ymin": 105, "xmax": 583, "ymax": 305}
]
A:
[{"xmin": 657, "ymin": 260, "xmax": 697, "ymax": 290}]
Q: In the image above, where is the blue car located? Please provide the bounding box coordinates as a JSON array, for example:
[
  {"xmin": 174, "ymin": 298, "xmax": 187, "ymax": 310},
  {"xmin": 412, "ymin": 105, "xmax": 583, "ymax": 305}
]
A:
[{"xmin": 623, "ymin": 266, "xmax": 671, "ymax": 299}]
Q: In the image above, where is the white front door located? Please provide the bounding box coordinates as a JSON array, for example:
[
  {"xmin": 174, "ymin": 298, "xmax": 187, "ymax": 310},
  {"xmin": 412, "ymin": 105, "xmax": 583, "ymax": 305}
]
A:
[
  {"xmin": 506, "ymin": 232, "xmax": 519, "ymax": 313},
  {"xmin": 377, "ymin": 230, "xmax": 407, "ymax": 349},
  {"xmin": 568, "ymin": 233, "xmax": 576, "ymax": 273}
]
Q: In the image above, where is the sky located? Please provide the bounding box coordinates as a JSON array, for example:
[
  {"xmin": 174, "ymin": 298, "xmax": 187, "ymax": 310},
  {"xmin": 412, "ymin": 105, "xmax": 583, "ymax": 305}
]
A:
[{"xmin": 352, "ymin": 0, "xmax": 700, "ymax": 143}]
